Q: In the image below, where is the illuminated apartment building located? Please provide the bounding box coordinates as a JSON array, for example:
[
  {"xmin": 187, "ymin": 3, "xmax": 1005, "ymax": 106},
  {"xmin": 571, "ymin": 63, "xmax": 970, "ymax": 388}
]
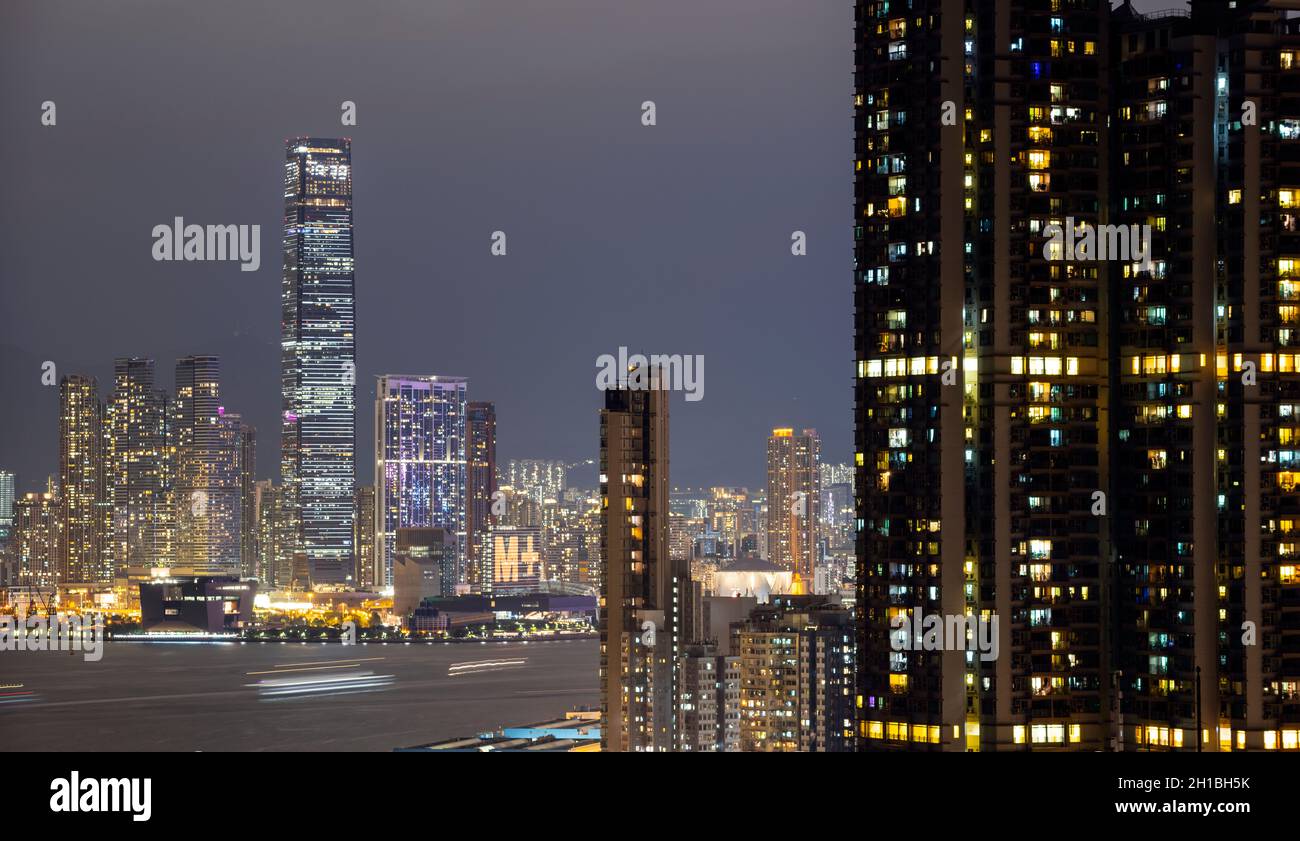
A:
[
  {"xmin": 14, "ymin": 488, "xmax": 61, "ymax": 588},
  {"xmin": 107, "ymin": 357, "xmax": 173, "ymax": 579},
  {"xmin": 542, "ymin": 496, "xmax": 585, "ymax": 586},
  {"xmin": 281, "ymin": 137, "xmax": 356, "ymax": 585},
  {"xmin": 677, "ymin": 643, "xmax": 741, "ymax": 752},
  {"xmin": 255, "ymin": 481, "xmax": 296, "ymax": 588},
  {"xmin": 736, "ymin": 596, "xmax": 854, "ymax": 752},
  {"xmin": 0, "ymin": 470, "xmax": 15, "ymax": 543},
  {"xmin": 765, "ymin": 428, "xmax": 821, "ymax": 587},
  {"xmin": 353, "ymin": 484, "xmax": 376, "ymax": 590},
  {"xmin": 858, "ymin": 0, "xmax": 1300, "ymax": 753},
  {"xmin": 599, "ymin": 371, "xmax": 682, "ymax": 751},
  {"xmin": 374, "ymin": 375, "xmax": 467, "ymax": 588},
  {"xmin": 506, "ymin": 459, "xmax": 567, "ymax": 509},
  {"xmin": 856, "ymin": 0, "xmax": 1109, "ymax": 750},
  {"xmin": 174, "ymin": 356, "xmax": 241, "ymax": 577},
  {"xmin": 58, "ymin": 374, "xmax": 108, "ymax": 583},
  {"xmin": 465, "ymin": 401, "xmax": 497, "ymax": 591},
  {"xmin": 231, "ymin": 415, "xmax": 256, "ymax": 580},
  {"xmin": 1111, "ymin": 0, "xmax": 1300, "ymax": 752}
]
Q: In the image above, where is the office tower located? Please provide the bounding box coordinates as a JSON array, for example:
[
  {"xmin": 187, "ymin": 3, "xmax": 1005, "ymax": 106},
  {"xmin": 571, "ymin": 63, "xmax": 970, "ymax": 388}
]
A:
[
  {"xmin": 58, "ymin": 375, "xmax": 107, "ymax": 583},
  {"xmin": 107, "ymin": 357, "xmax": 173, "ymax": 578},
  {"xmin": 465, "ymin": 401, "xmax": 497, "ymax": 590},
  {"xmin": 353, "ymin": 484, "xmax": 376, "ymax": 589},
  {"xmin": 506, "ymin": 459, "xmax": 566, "ymax": 509},
  {"xmin": 0, "ymin": 470, "xmax": 14, "ymax": 543},
  {"xmin": 173, "ymin": 356, "xmax": 241, "ymax": 576},
  {"xmin": 736, "ymin": 596, "xmax": 854, "ymax": 752},
  {"xmin": 374, "ymin": 375, "xmax": 467, "ymax": 588},
  {"xmin": 599, "ymin": 371, "xmax": 682, "ymax": 751},
  {"xmin": 486, "ymin": 524, "xmax": 543, "ymax": 594},
  {"xmin": 281, "ymin": 137, "xmax": 356, "ymax": 586},
  {"xmin": 765, "ymin": 428, "xmax": 820, "ymax": 587},
  {"xmin": 392, "ymin": 526, "xmax": 455, "ymax": 615},
  {"xmin": 677, "ymin": 643, "xmax": 741, "ymax": 752},
  {"xmin": 14, "ymin": 487, "xmax": 61, "ymax": 588}
]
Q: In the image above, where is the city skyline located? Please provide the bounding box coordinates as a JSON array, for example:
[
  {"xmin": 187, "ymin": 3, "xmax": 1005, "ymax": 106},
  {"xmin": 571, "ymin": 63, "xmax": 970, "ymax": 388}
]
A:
[
  {"xmin": 0, "ymin": 0, "xmax": 855, "ymax": 493},
  {"xmin": 10, "ymin": 0, "xmax": 1294, "ymax": 782}
]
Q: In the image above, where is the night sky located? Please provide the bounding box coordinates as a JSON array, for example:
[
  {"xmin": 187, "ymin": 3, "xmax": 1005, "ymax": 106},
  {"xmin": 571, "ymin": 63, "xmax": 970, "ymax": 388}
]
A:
[{"xmin": 0, "ymin": 0, "xmax": 1172, "ymax": 495}]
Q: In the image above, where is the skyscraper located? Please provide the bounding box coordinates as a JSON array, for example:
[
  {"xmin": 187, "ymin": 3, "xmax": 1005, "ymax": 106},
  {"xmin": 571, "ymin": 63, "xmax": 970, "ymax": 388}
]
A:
[
  {"xmin": 233, "ymin": 415, "xmax": 256, "ymax": 579},
  {"xmin": 855, "ymin": 0, "xmax": 1105, "ymax": 751},
  {"xmin": 465, "ymin": 401, "xmax": 497, "ymax": 591},
  {"xmin": 854, "ymin": 0, "xmax": 1275, "ymax": 753},
  {"xmin": 173, "ymin": 356, "xmax": 241, "ymax": 577},
  {"xmin": 58, "ymin": 374, "xmax": 107, "ymax": 583},
  {"xmin": 1109, "ymin": 0, "xmax": 1300, "ymax": 753},
  {"xmin": 0, "ymin": 470, "xmax": 15, "ymax": 544},
  {"xmin": 374, "ymin": 375, "xmax": 467, "ymax": 588},
  {"xmin": 255, "ymin": 480, "xmax": 297, "ymax": 588},
  {"xmin": 599, "ymin": 370, "xmax": 680, "ymax": 751},
  {"xmin": 353, "ymin": 484, "xmax": 376, "ymax": 589},
  {"xmin": 281, "ymin": 137, "xmax": 356, "ymax": 586},
  {"xmin": 107, "ymin": 357, "xmax": 172, "ymax": 579},
  {"xmin": 253, "ymin": 479, "xmax": 277, "ymax": 585},
  {"xmin": 14, "ymin": 488, "xmax": 60, "ymax": 588},
  {"xmin": 765, "ymin": 427, "xmax": 820, "ymax": 587}
]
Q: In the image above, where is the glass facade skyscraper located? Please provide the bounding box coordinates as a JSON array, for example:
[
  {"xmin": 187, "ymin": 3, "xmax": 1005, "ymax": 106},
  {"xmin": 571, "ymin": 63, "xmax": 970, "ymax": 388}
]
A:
[
  {"xmin": 281, "ymin": 137, "xmax": 356, "ymax": 585},
  {"xmin": 374, "ymin": 375, "xmax": 467, "ymax": 588}
]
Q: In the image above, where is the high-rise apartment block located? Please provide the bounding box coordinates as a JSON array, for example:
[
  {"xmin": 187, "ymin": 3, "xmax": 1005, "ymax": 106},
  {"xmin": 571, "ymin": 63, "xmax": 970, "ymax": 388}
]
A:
[
  {"xmin": 855, "ymin": 0, "xmax": 1300, "ymax": 752},
  {"xmin": 107, "ymin": 357, "xmax": 172, "ymax": 579},
  {"xmin": 736, "ymin": 596, "xmax": 854, "ymax": 752},
  {"xmin": 58, "ymin": 375, "xmax": 108, "ymax": 583},
  {"xmin": 677, "ymin": 643, "xmax": 741, "ymax": 752},
  {"xmin": 599, "ymin": 373, "xmax": 682, "ymax": 751},
  {"xmin": 766, "ymin": 427, "xmax": 820, "ymax": 585},
  {"xmin": 173, "ymin": 356, "xmax": 241, "ymax": 577},
  {"xmin": 465, "ymin": 401, "xmax": 497, "ymax": 591}
]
